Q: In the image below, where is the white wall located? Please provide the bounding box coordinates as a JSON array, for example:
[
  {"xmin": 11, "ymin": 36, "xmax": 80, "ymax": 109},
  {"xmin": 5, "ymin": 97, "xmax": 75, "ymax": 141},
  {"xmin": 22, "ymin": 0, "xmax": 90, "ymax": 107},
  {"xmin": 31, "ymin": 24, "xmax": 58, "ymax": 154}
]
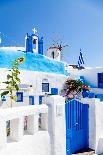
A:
[
  {"xmin": 81, "ymin": 98, "xmax": 103, "ymax": 154},
  {"xmin": 43, "ymin": 95, "xmax": 66, "ymax": 155},
  {"xmin": 0, "ymin": 88, "xmax": 30, "ymax": 108},
  {"xmin": 0, "ymin": 95, "xmax": 66, "ymax": 155},
  {"xmin": 69, "ymin": 67, "xmax": 103, "ymax": 88},
  {"xmin": 32, "ymin": 35, "xmax": 38, "ymax": 53},
  {"xmin": 90, "ymin": 88, "xmax": 103, "ymax": 94},
  {"xmin": 0, "ymin": 131, "xmax": 50, "ymax": 155},
  {"xmin": 0, "ymin": 104, "xmax": 50, "ymax": 155},
  {"xmin": 0, "ymin": 68, "xmax": 67, "ymax": 105}
]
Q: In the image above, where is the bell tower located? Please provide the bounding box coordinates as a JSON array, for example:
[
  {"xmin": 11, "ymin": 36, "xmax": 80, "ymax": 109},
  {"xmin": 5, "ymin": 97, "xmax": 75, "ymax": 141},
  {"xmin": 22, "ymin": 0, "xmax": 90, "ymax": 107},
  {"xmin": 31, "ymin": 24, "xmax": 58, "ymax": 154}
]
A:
[
  {"xmin": 32, "ymin": 28, "xmax": 38, "ymax": 53},
  {"xmin": 25, "ymin": 28, "xmax": 43, "ymax": 55}
]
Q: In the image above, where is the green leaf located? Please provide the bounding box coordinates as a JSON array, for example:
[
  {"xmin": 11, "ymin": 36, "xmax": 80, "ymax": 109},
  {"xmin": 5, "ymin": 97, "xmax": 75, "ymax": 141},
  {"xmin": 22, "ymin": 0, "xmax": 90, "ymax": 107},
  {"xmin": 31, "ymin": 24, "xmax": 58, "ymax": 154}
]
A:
[
  {"xmin": 15, "ymin": 77, "xmax": 20, "ymax": 82},
  {"xmin": 1, "ymin": 91, "xmax": 9, "ymax": 97},
  {"xmin": 15, "ymin": 84, "xmax": 19, "ymax": 91},
  {"xmin": 1, "ymin": 56, "xmax": 25, "ymax": 103},
  {"xmin": 7, "ymin": 74, "xmax": 12, "ymax": 80},
  {"xmin": 3, "ymin": 81, "xmax": 10, "ymax": 84}
]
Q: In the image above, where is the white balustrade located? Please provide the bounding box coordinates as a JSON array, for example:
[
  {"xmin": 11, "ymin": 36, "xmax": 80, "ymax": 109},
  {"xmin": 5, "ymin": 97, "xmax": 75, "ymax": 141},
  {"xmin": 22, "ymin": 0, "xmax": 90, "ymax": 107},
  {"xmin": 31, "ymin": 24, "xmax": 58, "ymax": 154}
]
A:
[
  {"xmin": 10, "ymin": 117, "xmax": 24, "ymax": 141},
  {"xmin": 0, "ymin": 105, "xmax": 48, "ymax": 148},
  {"xmin": 0, "ymin": 95, "xmax": 66, "ymax": 155},
  {"xmin": 27, "ymin": 114, "xmax": 39, "ymax": 134}
]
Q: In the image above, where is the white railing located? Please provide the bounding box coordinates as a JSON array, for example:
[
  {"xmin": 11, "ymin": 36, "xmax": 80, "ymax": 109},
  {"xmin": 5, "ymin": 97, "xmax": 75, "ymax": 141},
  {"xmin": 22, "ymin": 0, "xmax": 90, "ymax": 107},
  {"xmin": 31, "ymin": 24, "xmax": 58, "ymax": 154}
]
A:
[
  {"xmin": 0, "ymin": 105, "xmax": 48, "ymax": 148},
  {"xmin": 0, "ymin": 95, "xmax": 66, "ymax": 155}
]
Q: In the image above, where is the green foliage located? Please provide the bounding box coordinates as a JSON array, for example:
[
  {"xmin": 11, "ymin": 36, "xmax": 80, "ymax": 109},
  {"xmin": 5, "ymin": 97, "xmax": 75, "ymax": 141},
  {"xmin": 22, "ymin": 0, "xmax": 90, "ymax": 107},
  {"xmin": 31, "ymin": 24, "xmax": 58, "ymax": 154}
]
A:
[
  {"xmin": 1, "ymin": 57, "xmax": 25, "ymax": 103},
  {"xmin": 1, "ymin": 91, "xmax": 9, "ymax": 97},
  {"xmin": 65, "ymin": 79, "xmax": 83, "ymax": 94}
]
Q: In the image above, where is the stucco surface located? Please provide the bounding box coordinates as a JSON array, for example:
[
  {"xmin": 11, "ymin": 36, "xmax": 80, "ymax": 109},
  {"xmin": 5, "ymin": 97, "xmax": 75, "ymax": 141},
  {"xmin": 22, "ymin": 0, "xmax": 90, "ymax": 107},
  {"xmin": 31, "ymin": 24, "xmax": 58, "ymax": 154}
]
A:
[{"xmin": 0, "ymin": 131, "xmax": 50, "ymax": 155}]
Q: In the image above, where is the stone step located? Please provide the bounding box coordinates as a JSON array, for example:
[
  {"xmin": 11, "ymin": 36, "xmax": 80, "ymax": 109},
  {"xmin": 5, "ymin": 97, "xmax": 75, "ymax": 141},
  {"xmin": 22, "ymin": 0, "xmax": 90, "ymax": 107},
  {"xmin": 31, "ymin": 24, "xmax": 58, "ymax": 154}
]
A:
[{"xmin": 72, "ymin": 149, "xmax": 95, "ymax": 155}]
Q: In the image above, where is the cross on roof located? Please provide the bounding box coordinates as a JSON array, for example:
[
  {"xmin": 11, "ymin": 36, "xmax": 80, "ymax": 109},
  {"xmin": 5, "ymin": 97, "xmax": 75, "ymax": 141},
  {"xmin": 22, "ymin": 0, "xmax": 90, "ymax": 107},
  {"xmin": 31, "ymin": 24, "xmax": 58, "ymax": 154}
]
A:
[{"xmin": 32, "ymin": 28, "xmax": 37, "ymax": 34}]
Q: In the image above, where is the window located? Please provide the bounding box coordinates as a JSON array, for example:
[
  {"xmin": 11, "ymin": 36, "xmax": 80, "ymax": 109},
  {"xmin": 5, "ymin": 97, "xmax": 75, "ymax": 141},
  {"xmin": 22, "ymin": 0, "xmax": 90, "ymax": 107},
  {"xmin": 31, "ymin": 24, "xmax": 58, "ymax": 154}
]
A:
[
  {"xmin": 51, "ymin": 51, "xmax": 55, "ymax": 59},
  {"xmin": 16, "ymin": 92, "xmax": 23, "ymax": 102},
  {"xmin": 39, "ymin": 96, "xmax": 43, "ymax": 104},
  {"xmin": 98, "ymin": 73, "xmax": 103, "ymax": 88},
  {"xmin": 33, "ymin": 39, "xmax": 36, "ymax": 44},
  {"xmin": 42, "ymin": 83, "xmax": 49, "ymax": 92},
  {"xmin": 51, "ymin": 88, "xmax": 58, "ymax": 95},
  {"xmin": 29, "ymin": 96, "xmax": 34, "ymax": 105}
]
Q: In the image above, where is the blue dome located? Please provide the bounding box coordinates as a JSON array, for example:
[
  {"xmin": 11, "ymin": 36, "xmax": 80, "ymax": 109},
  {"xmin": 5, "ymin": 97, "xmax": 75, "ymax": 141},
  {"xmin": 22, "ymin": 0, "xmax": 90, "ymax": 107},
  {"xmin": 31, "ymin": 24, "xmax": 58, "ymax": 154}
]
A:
[{"xmin": 0, "ymin": 48, "xmax": 67, "ymax": 75}]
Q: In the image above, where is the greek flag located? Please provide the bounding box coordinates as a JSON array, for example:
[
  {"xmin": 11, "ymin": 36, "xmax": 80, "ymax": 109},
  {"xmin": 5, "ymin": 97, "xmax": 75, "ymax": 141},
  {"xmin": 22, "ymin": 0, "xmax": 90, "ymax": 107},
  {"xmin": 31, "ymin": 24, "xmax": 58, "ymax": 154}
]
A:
[{"xmin": 78, "ymin": 49, "xmax": 84, "ymax": 68}]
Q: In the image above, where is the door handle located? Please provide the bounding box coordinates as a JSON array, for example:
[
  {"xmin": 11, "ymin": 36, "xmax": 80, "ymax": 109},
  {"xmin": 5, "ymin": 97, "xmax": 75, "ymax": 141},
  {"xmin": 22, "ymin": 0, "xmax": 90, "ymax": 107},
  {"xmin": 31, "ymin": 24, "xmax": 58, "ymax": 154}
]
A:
[
  {"xmin": 75, "ymin": 122, "xmax": 78, "ymax": 125},
  {"xmin": 74, "ymin": 122, "xmax": 78, "ymax": 126}
]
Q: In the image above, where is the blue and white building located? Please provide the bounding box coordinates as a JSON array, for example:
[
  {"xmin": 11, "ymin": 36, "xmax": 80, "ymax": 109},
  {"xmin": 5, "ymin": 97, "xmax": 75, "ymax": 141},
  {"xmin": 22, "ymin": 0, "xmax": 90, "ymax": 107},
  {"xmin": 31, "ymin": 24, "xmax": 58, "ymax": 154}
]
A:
[
  {"xmin": 1, "ymin": 29, "xmax": 103, "ymax": 155},
  {"xmin": 68, "ymin": 66, "xmax": 103, "ymax": 99},
  {"xmin": 0, "ymin": 29, "xmax": 67, "ymax": 107}
]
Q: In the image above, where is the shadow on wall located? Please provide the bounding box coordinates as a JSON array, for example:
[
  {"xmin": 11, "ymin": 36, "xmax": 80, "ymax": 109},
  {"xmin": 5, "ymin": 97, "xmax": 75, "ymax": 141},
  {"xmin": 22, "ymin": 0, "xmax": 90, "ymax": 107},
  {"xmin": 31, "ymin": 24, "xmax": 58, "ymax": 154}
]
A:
[
  {"xmin": 80, "ymin": 76, "xmax": 96, "ymax": 88},
  {"xmin": 96, "ymin": 138, "xmax": 103, "ymax": 154}
]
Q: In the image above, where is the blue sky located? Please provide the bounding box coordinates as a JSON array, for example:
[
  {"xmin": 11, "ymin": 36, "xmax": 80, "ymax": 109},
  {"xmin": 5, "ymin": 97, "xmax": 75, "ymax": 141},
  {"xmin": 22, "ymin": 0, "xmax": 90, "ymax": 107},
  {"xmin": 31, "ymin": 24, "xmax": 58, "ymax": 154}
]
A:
[{"xmin": 0, "ymin": 0, "xmax": 103, "ymax": 67}]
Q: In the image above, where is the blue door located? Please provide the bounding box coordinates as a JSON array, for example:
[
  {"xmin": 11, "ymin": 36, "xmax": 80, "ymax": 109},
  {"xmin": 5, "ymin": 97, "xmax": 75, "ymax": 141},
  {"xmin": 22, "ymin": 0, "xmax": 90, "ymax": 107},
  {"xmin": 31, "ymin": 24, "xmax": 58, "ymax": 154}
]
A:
[{"xmin": 65, "ymin": 100, "xmax": 89, "ymax": 154}]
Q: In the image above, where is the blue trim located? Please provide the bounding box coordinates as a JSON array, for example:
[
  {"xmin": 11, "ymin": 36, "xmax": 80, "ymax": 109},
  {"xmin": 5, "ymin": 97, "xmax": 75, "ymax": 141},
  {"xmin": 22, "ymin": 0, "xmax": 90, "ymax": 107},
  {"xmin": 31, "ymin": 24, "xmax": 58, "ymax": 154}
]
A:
[
  {"xmin": 88, "ymin": 92, "xmax": 95, "ymax": 98},
  {"xmin": 98, "ymin": 73, "xmax": 103, "ymax": 88},
  {"xmin": 51, "ymin": 88, "xmax": 58, "ymax": 95},
  {"xmin": 95, "ymin": 94, "xmax": 103, "ymax": 101},
  {"xmin": 80, "ymin": 76, "xmax": 85, "ymax": 82},
  {"xmin": 16, "ymin": 92, "xmax": 23, "ymax": 102},
  {"xmin": 38, "ymin": 37, "xmax": 43, "ymax": 55},
  {"xmin": 25, "ymin": 33, "xmax": 33, "ymax": 53},
  {"xmin": 29, "ymin": 96, "xmax": 34, "ymax": 105},
  {"xmin": 39, "ymin": 96, "xmax": 43, "ymax": 105}
]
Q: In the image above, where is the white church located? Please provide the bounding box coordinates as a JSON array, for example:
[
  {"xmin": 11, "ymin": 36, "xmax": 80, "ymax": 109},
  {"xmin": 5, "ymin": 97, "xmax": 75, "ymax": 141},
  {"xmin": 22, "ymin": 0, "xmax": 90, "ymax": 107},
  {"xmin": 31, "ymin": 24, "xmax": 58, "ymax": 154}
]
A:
[
  {"xmin": 0, "ymin": 29, "xmax": 103, "ymax": 155},
  {"xmin": 0, "ymin": 28, "xmax": 68, "ymax": 108}
]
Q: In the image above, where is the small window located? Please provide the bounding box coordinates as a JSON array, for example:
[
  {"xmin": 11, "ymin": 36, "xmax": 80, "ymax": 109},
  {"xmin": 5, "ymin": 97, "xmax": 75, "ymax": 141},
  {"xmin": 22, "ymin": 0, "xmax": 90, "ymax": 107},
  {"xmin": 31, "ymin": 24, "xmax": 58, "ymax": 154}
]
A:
[
  {"xmin": 51, "ymin": 88, "xmax": 58, "ymax": 95},
  {"xmin": 42, "ymin": 83, "xmax": 49, "ymax": 92},
  {"xmin": 33, "ymin": 39, "xmax": 36, "ymax": 44},
  {"xmin": 39, "ymin": 96, "xmax": 43, "ymax": 105},
  {"xmin": 16, "ymin": 92, "xmax": 23, "ymax": 102},
  {"xmin": 51, "ymin": 51, "xmax": 55, "ymax": 59},
  {"xmin": 98, "ymin": 73, "xmax": 103, "ymax": 88},
  {"xmin": 29, "ymin": 96, "xmax": 34, "ymax": 105}
]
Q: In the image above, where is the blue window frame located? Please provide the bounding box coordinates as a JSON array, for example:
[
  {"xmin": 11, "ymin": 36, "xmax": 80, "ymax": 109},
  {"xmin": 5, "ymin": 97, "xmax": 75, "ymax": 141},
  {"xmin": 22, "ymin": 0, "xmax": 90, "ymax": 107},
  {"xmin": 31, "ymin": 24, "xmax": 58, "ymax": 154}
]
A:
[
  {"xmin": 42, "ymin": 83, "xmax": 49, "ymax": 92},
  {"xmin": 51, "ymin": 88, "xmax": 58, "ymax": 95},
  {"xmin": 39, "ymin": 96, "xmax": 43, "ymax": 104},
  {"xmin": 16, "ymin": 92, "xmax": 23, "ymax": 102},
  {"xmin": 29, "ymin": 96, "xmax": 34, "ymax": 105},
  {"xmin": 98, "ymin": 73, "xmax": 103, "ymax": 88}
]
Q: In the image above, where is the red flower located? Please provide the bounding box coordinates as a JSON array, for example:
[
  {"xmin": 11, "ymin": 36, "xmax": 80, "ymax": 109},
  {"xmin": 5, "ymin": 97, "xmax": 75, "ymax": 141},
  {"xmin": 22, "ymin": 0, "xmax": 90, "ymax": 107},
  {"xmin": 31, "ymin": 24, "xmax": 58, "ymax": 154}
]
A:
[{"xmin": 82, "ymin": 85, "xmax": 89, "ymax": 90}]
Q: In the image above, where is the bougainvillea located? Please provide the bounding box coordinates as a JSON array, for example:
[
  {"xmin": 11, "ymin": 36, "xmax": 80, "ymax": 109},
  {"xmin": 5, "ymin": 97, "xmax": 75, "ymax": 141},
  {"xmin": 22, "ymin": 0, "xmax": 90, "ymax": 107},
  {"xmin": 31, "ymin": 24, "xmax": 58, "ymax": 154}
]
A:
[{"xmin": 61, "ymin": 78, "xmax": 89, "ymax": 100}]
